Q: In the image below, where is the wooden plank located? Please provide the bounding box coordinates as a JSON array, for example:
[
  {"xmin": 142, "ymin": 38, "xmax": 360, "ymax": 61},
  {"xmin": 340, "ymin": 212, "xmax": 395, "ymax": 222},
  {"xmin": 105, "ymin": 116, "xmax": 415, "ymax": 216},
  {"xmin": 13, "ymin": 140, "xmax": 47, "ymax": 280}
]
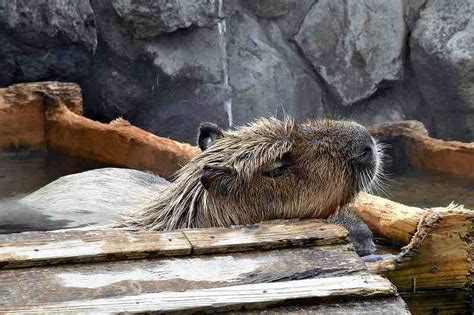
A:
[
  {"xmin": 0, "ymin": 219, "xmax": 348, "ymax": 269},
  {"xmin": 0, "ymin": 245, "xmax": 366, "ymax": 308},
  {"xmin": 0, "ymin": 229, "xmax": 192, "ymax": 269},
  {"xmin": 184, "ymin": 219, "xmax": 349, "ymax": 254},
  {"xmin": 0, "ymin": 274, "xmax": 396, "ymax": 313}
]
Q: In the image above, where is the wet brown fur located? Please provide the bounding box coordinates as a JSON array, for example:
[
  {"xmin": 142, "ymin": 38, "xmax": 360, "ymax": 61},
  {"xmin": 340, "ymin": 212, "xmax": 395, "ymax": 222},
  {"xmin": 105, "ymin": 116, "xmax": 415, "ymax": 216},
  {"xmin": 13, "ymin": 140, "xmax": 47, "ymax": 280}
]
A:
[{"xmin": 121, "ymin": 117, "xmax": 378, "ymax": 231}]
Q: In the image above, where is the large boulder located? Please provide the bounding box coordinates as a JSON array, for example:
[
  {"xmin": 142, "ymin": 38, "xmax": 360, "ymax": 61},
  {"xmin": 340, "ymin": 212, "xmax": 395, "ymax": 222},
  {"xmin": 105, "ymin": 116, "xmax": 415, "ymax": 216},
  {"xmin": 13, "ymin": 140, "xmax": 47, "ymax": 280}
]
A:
[
  {"xmin": 131, "ymin": 24, "xmax": 230, "ymax": 143},
  {"xmin": 228, "ymin": 9, "xmax": 323, "ymax": 125},
  {"xmin": 111, "ymin": 0, "xmax": 219, "ymax": 39},
  {"xmin": 81, "ymin": 0, "xmax": 156, "ymax": 122},
  {"xmin": 244, "ymin": 0, "xmax": 293, "ymax": 19},
  {"xmin": 294, "ymin": 0, "xmax": 406, "ymax": 106},
  {"xmin": 145, "ymin": 27, "xmax": 224, "ymax": 84},
  {"xmin": 410, "ymin": 0, "xmax": 474, "ymax": 141},
  {"xmin": 82, "ymin": 0, "xmax": 229, "ymax": 144},
  {"xmin": 0, "ymin": 0, "xmax": 97, "ymax": 86}
]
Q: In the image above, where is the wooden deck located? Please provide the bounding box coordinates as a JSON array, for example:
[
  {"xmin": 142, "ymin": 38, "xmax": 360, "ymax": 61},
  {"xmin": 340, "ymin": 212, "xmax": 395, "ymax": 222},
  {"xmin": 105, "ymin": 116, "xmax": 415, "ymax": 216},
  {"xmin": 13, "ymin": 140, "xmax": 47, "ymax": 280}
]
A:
[{"xmin": 0, "ymin": 220, "xmax": 408, "ymax": 313}]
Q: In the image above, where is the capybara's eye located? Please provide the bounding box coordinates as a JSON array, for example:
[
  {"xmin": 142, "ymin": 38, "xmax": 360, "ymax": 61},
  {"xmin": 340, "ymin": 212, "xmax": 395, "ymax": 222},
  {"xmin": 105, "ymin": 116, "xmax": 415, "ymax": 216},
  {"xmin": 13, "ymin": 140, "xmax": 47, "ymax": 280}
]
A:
[{"xmin": 262, "ymin": 161, "xmax": 291, "ymax": 178}]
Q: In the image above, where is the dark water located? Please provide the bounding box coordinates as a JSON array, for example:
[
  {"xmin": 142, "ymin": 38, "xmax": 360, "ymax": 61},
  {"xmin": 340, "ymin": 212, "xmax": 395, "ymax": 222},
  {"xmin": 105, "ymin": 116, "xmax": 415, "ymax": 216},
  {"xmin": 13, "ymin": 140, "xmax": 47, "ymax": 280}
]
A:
[
  {"xmin": 0, "ymin": 149, "xmax": 106, "ymax": 197},
  {"xmin": 382, "ymin": 168, "xmax": 474, "ymax": 210}
]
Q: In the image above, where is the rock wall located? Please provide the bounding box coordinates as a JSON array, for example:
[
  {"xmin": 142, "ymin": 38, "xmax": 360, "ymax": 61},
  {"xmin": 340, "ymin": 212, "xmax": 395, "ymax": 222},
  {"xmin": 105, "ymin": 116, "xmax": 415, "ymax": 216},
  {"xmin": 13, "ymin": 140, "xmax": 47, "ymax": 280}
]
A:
[{"xmin": 1, "ymin": 0, "xmax": 472, "ymax": 143}]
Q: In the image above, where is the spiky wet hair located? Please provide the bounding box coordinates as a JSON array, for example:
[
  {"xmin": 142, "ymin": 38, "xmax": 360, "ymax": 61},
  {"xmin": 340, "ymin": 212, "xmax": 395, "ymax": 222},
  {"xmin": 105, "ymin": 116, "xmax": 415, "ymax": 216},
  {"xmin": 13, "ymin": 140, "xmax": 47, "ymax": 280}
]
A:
[{"xmin": 122, "ymin": 117, "xmax": 381, "ymax": 231}]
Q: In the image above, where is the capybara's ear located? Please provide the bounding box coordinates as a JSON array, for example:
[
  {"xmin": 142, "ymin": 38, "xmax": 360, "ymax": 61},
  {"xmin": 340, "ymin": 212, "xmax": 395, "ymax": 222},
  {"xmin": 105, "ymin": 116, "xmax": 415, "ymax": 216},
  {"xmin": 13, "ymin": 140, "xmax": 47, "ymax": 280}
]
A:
[
  {"xmin": 197, "ymin": 122, "xmax": 224, "ymax": 151},
  {"xmin": 200, "ymin": 164, "xmax": 234, "ymax": 195}
]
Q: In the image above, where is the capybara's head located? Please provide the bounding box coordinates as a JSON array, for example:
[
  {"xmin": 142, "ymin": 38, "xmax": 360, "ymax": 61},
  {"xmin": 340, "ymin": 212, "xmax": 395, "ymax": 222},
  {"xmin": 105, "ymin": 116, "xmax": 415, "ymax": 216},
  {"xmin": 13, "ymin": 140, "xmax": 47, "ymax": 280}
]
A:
[{"xmin": 127, "ymin": 117, "xmax": 383, "ymax": 230}]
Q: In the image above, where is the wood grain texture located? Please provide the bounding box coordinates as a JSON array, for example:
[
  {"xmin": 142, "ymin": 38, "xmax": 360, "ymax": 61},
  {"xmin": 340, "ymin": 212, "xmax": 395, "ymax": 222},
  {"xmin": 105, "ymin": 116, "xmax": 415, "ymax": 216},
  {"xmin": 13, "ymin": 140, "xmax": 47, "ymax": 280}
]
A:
[
  {"xmin": 355, "ymin": 193, "xmax": 474, "ymax": 291},
  {"xmin": 45, "ymin": 100, "xmax": 199, "ymax": 179},
  {"xmin": 0, "ymin": 82, "xmax": 83, "ymax": 151},
  {"xmin": 0, "ymin": 229, "xmax": 192, "ymax": 269},
  {"xmin": 370, "ymin": 120, "xmax": 474, "ymax": 177},
  {"xmin": 0, "ymin": 91, "xmax": 45, "ymax": 150},
  {"xmin": 184, "ymin": 219, "xmax": 349, "ymax": 254},
  {"xmin": 0, "ymin": 219, "xmax": 349, "ymax": 269},
  {"xmin": 0, "ymin": 274, "xmax": 396, "ymax": 313},
  {"xmin": 0, "ymin": 245, "xmax": 366, "ymax": 308}
]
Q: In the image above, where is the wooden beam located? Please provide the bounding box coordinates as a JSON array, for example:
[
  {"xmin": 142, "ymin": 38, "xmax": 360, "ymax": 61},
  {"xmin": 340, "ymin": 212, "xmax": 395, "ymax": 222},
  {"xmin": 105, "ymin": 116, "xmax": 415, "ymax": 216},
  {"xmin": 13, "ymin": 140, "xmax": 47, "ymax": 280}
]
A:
[
  {"xmin": 183, "ymin": 219, "xmax": 348, "ymax": 254},
  {"xmin": 0, "ymin": 274, "xmax": 396, "ymax": 313}
]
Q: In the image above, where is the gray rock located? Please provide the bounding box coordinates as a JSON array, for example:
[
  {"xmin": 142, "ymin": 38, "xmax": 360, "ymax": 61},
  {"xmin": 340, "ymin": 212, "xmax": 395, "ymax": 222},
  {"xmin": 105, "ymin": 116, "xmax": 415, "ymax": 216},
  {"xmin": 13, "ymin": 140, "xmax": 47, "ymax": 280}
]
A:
[
  {"xmin": 338, "ymin": 67, "xmax": 428, "ymax": 128},
  {"xmin": 134, "ymin": 82, "xmax": 230, "ymax": 144},
  {"xmin": 145, "ymin": 27, "xmax": 224, "ymax": 84},
  {"xmin": 402, "ymin": 0, "xmax": 426, "ymax": 31},
  {"xmin": 82, "ymin": 0, "xmax": 155, "ymax": 121},
  {"xmin": 130, "ymin": 25, "xmax": 229, "ymax": 143},
  {"xmin": 112, "ymin": 0, "xmax": 219, "ymax": 39},
  {"xmin": 0, "ymin": 0, "xmax": 97, "ymax": 86},
  {"xmin": 410, "ymin": 0, "xmax": 474, "ymax": 141},
  {"xmin": 1, "ymin": 0, "xmax": 472, "ymax": 143},
  {"xmin": 273, "ymin": 0, "xmax": 317, "ymax": 38},
  {"xmin": 82, "ymin": 1, "xmax": 229, "ymax": 143},
  {"xmin": 294, "ymin": 0, "xmax": 406, "ymax": 106},
  {"xmin": 228, "ymin": 10, "xmax": 323, "ymax": 125},
  {"xmin": 244, "ymin": 0, "xmax": 293, "ymax": 19}
]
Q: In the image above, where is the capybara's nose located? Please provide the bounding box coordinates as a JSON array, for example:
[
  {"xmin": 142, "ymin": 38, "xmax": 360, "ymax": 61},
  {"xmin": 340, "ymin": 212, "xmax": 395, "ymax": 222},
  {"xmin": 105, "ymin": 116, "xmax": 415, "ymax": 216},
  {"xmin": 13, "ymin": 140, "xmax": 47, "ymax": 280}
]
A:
[{"xmin": 356, "ymin": 141, "xmax": 374, "ymax": 167}]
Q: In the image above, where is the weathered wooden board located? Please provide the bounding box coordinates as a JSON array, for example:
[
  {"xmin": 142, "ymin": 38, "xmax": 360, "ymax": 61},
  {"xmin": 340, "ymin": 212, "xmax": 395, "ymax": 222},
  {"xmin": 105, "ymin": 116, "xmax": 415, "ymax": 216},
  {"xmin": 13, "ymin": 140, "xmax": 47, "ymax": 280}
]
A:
[
  {"xmin": 0, "ymin": 274, "xmax": 396, "ymax": 313},
  {"xmin": 0, "ymin": 219, "xmax": 348, "ymax": 269},
  {"xmin": 184, "ymin": 219, "xmax": 348, "ymax": 255},
  {"xmin": 0, "ymin": 229, "xmax": 191, "ymax": 269},
  {"xmin": 0, "ymin": 245, "xmax": 365, "ymax": 308}
]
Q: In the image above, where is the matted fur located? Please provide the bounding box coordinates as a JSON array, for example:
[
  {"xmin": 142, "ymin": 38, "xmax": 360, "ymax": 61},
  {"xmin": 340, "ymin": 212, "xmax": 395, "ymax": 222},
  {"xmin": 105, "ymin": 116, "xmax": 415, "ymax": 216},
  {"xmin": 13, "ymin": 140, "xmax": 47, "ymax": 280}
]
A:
[{"xmin": 121, "ymin": 117, "xmax": 382, "ymax": 231}]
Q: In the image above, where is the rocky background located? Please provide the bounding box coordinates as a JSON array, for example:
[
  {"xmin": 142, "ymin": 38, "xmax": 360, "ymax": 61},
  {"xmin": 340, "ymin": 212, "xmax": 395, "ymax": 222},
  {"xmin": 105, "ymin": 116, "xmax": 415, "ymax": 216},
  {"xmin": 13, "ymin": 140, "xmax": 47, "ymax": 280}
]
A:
[{"xmin": 1, "ymin": 0, "xmax": 472, "ymax": 143}]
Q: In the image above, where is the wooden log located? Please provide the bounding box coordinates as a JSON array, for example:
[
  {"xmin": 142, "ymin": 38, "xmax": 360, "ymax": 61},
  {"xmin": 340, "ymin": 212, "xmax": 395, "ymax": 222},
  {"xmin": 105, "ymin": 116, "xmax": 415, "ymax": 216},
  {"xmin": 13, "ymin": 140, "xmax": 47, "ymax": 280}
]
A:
[
  {"xmin": 0, "ymin": 274, "xmax": 396, "ymax": 313},
  {"xmin": 43, "ymin": 94, "xmax": 199, "ymax": 178},
  {"xmin": 0, "ymin": 82, "xmax": 83, "ymax": 151},
  {"xmin": 354, "ymin": 193, "xmax": 474, "ymax": 291},
  {"xmin": 0, "ymin": 219, "xmax": 348, "ymax": 269},
  {"xmin": 183, "ymin": 219, "xmax": 349, "ymax": 254},
  {"xmin": 0, "ymin": 245, "xmax": 366, "ymax": 308},
  {"xmin": 370, "ymin": 120, "xmax": 474, "ymax": 177}
]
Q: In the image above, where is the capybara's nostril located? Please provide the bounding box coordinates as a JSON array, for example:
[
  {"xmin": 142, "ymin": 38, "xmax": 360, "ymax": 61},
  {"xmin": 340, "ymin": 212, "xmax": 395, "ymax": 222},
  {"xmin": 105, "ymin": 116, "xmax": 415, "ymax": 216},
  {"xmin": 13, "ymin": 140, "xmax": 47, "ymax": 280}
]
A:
[{"xmin": 357, "ymin": 142, "xmax": 374, "ymax": 167}]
